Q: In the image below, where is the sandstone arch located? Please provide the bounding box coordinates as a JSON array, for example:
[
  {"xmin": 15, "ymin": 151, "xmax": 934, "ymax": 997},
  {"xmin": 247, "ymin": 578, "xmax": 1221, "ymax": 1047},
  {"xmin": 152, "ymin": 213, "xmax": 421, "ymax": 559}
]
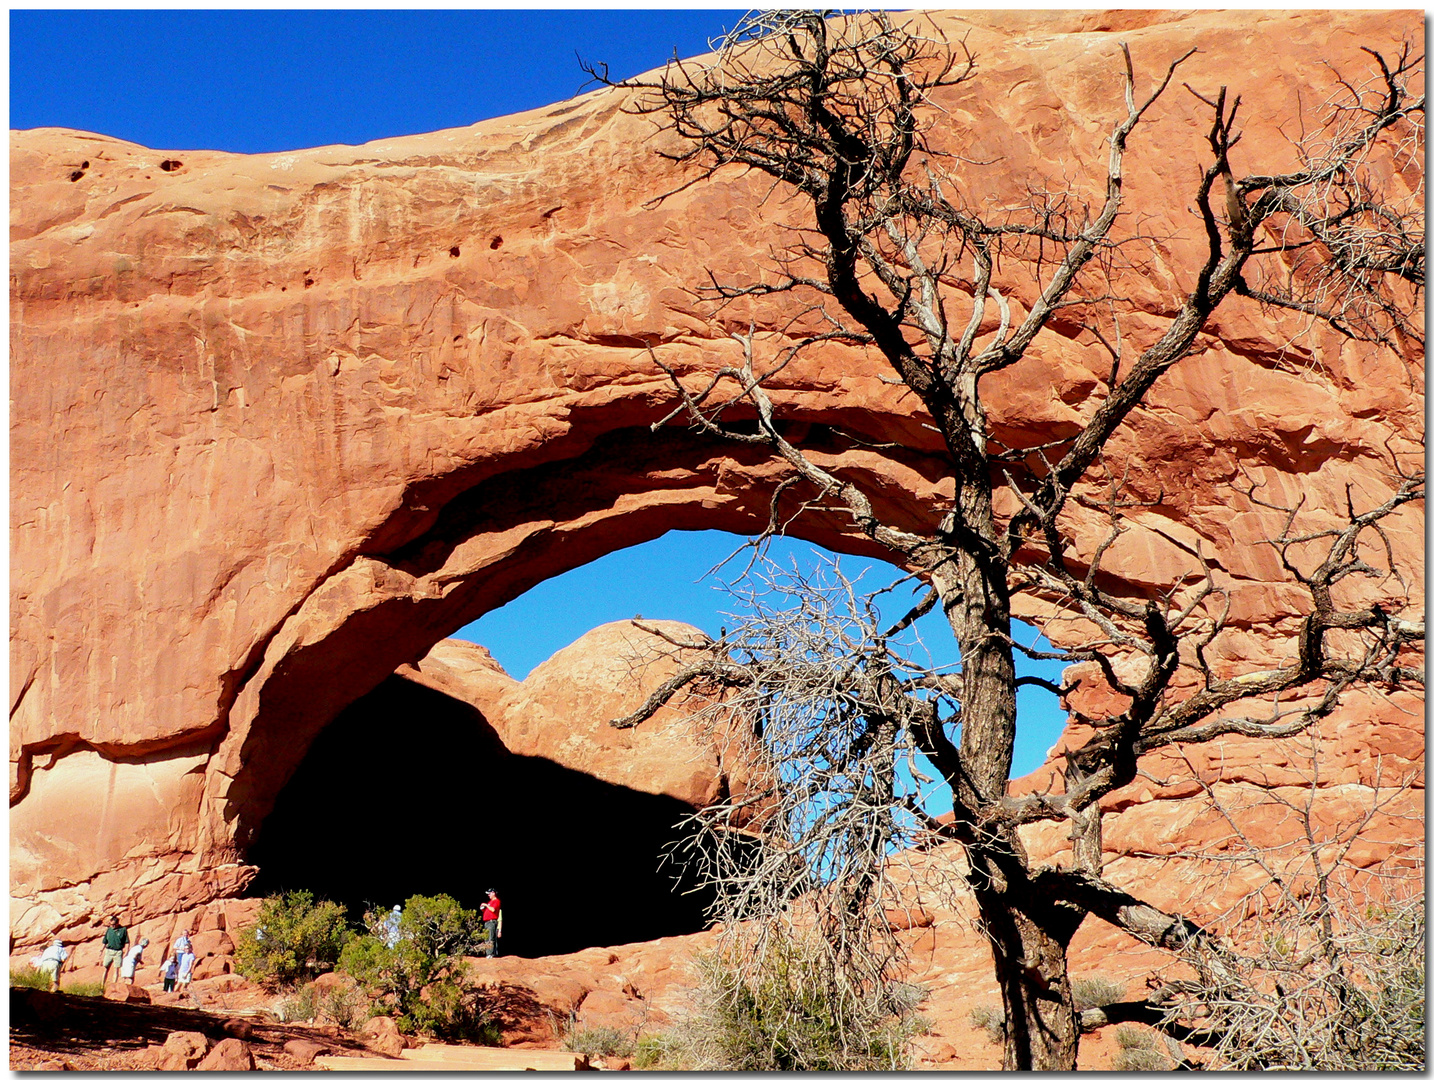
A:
[
  {"xmin": 246, "ymin": 642, "xmax": 726, "ymax": 958},
  {"xmin": 11, "ymin": 9, "xmax": 1421, "ymax": 948}
]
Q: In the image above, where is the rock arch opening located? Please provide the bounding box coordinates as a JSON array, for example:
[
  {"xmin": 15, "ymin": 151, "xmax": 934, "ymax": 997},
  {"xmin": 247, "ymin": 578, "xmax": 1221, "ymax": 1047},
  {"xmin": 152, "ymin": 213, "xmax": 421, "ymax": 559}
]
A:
[
  {"xmin": 240, "ymin": 527, "xmax": 1071, "ymax": 958},
  {"xmin": 247, "ymin": 674, "xmax": 710, "ymax": 958}
]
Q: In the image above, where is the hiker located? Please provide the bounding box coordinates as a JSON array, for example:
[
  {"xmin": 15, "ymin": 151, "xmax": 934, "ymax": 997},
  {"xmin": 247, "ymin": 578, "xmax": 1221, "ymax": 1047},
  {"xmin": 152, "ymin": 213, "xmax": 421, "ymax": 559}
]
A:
[
  {"xmin": 169, "ymin": 927, "xmax": 193, "ymax": 965},
  {"xmin": 100, "ymin": 915, "xmax": 130, "ymax": 988},
  {"xmin": 384, "ymin": 905, "xmax": 402, "ymax": 948},
  {"xmin": 33, "ymin": 938, "xmax": 68, "ymax": 992},
  {"xmin": 120, "ymin": 937, "xmax": 149, "ymax": 985},
  {"xmin": 176, "ymin": 944, "xmax": 196, "ymax": 989},
  {"xmin": 161, "ymin": 955, "xmax": 179, "ymax": 993},
  {"xmin": 481, "ymin": 889, "xmax": 502, "ymax": 957}
]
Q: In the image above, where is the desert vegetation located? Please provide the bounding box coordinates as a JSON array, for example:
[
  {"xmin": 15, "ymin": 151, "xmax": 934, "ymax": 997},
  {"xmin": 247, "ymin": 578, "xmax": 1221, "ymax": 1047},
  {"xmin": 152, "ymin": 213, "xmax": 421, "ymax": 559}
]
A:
[
  {"xmin": 234, "ymin": 890, "xmax": 496, "ymax": 1041},
  {"xmin": 628, "ymin": 927, "xmax": 925, "ymax": 1070},
  {"xmin": 234, "ymin": 889, "xmax": 350, "ymax": 987}
]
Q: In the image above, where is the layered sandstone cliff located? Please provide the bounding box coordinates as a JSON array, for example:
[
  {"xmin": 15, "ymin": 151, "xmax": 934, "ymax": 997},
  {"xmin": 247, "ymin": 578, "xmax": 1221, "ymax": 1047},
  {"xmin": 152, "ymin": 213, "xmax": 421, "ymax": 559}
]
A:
[{"xmin": 10, "ymin": 9, "xmax": 1422, "ymax": 952}]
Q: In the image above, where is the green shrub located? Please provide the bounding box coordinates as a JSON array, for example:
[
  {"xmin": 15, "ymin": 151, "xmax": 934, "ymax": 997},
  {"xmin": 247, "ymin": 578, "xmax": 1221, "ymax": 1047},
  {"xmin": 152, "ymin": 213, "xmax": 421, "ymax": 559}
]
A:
[
  {"xmin": 1072, "ymin": 976, "xmax": 1125, "ymax": 1011},
  {"xmin": 338, "ymin": 894, "xmax": 489, "ymax": 1041},
  {"xmin": 663, "ymin": 937, "xmax": 919, "ymax": 1070},
  {"xmin": 8, "ymin": 968, "xmax": 102, "ymax": 996},
  {"xmin": 562, "ymin": 1019, "xmax": 636, "ymax": 1058},
  {"xmin": 272, "ymin": 984, "xmax": 319, "ymax": 1023},
  {"xmin": 10, "ymin": 968, "xmax": 52, "ymax": 991},
  {"xmin": 235, "ymin": 891, "xmax": 352, "ymax": 987},
  {"xmin": 633, "ymin": 1034, "xmax": 678, "ymax": 1070},
  {"xmin": 969, "ymin": 1003, "xmax": 1004, "ymax": 1044}
]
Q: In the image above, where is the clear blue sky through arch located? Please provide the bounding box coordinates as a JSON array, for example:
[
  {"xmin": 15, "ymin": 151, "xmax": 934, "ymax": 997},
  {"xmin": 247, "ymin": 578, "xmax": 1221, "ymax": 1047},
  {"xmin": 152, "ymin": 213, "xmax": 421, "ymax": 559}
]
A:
[
  {"xmin": 454, "ymin": 530, "xmax": 1071, "ymax": 780},
  {"xmin": 11, "ymin": 9, "xmax": 1073, "ymax": 780}
]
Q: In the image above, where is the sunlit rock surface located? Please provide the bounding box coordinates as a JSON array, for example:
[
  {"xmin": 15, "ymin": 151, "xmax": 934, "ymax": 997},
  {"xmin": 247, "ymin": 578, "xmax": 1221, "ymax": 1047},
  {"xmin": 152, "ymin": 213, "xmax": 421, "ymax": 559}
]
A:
[{"xmin": 11, "ymin": 12, "xmax": 1421, "ymax": 1028}]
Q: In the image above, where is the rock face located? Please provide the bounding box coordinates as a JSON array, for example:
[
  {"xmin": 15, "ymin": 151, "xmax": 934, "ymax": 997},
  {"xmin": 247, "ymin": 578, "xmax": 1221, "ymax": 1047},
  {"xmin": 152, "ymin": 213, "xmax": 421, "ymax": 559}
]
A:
[
  {"xmin": 401, "ymin": 622, "xmax": 749, "ymax": 809},
  {"xmin": 9, "ymin": 7, "xmax": 1422, "ymax": 957},
  {"xmin": 246, "ymin": 622, "xmax": 745, "ymax": 956}
]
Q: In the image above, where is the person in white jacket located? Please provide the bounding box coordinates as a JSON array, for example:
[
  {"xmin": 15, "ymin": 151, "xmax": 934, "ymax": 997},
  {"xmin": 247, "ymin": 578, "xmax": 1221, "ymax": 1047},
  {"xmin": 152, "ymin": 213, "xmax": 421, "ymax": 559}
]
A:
[
  {"xmin": 119, "ymin": 938, "xmax": 149, "ymax": 984},
  {"xmin": 33, "ymin": 939, "xmax": 68, "ymax": 992}
]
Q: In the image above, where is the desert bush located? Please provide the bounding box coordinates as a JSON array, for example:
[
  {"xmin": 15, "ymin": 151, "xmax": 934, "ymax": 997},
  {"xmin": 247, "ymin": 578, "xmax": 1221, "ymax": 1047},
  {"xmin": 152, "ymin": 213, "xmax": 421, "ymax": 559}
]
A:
[
  {"xmin": 1117, "ymin": 1045, "xmax": 1170, "ymax": 1071},
  {"xmin": 235, "ymin": 890, "xmax": 352, "ymax": 987},
  {"xmin": 8, "ymin": 968, "xmax": 101, "ymax": 997},
  {"xmin": 1178, "ymin": 894, "xmax": 1426, "ymax": 1071},
  {"xmin": 1115, "ymin": 1025, "xmax": 1151, "ymax": 1050},
  {"xmin": 1111, "ymin": 1024, "xmax": 1167, "ymax": 1069},
  {"xmin": 632, "ymin": 1033, "xmax": 679, "ymax": 1070},
  {"xmin": 969, "ymin": 1003, "xmax": 1004, "ymax": 1044},
  {"xmin": 10, "ymin": 968, "xmax": 52, "ymax": 991},
  {"xmin": 661, "ymin": 933, "xmax": 919, "ymax": 1070},
  {"xmin": 1072, "ymin": 976, "xmax": 1126, "ymax": 1011},
  {"xmin": 562, "ymin": 1019, "xmax": 636, "ymax": 1058},
  {"xmin": 271, "ymin": 984, "xmax": 319, "ymax": 1023},
  {"xmin": 885, "ymin": 980, "xmax": 930, "ymax": 1018},
  {"xmin": 338, "ymin": 894, "xmax": 489, "ymax": 1040},
  {"xmin": 320, "ymin": 983, "xmax": 367, "ymax": 1030}
]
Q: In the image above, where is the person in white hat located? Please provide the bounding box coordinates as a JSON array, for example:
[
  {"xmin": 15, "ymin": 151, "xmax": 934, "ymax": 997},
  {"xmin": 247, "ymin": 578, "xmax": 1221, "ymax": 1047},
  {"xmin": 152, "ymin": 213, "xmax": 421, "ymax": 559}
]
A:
[
  {"xmin": 120, "ymin": 937, "xmax": 150, "ymax": 984},
  {"xmin": 34, "ymin": 938, "xmax": 68, "ymax": 992}
]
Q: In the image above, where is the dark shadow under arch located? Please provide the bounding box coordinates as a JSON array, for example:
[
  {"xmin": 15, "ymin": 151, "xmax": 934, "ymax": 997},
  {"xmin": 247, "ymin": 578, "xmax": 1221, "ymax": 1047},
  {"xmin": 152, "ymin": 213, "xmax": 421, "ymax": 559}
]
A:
[{"xmin": 248, "ymin": 674, "xmax": 712, "ymax": 957}]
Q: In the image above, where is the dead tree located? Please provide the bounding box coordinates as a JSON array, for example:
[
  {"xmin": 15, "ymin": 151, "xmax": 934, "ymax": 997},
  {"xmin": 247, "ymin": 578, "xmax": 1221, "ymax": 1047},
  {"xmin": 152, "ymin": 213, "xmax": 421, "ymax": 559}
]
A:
[{"xmin": 590, "ymin": 11, "xmax": 1424, "ymax": 1069}]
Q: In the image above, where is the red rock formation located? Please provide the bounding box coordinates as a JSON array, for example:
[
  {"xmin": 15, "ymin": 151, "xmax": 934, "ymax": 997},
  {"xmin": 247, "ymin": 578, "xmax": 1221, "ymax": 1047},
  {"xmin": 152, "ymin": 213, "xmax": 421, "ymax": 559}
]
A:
[
  {"xmin": 9, "ymin": 8, "xmax": 1421, "ymax": 971},
  {"xmin": 400, "ymin": 622, "xmax": 746, "ymax": 808}
]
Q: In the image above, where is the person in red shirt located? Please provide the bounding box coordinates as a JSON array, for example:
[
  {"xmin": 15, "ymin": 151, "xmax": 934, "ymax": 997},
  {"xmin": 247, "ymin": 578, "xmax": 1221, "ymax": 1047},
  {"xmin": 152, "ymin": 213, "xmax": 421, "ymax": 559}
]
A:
[{"xmin": 481, "ymin": 889, "xmax": 502, "ymax": 957}]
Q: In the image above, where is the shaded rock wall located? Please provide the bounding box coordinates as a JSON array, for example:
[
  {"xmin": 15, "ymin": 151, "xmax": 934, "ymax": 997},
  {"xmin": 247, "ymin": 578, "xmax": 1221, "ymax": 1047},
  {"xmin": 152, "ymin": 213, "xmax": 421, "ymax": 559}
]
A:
[
  {"xmin": 10, "ymin": 9, "xmax": 1422, "ymax": 947},
  {"xmin": 249, "ymin": 658, "xmax": 713, "ymax": 957}
]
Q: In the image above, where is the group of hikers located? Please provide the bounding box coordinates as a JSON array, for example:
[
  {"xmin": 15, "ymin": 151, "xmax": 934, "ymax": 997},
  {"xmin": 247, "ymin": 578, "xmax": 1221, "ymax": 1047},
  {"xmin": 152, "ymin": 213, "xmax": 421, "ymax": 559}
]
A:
[
  {"xmin": 29, "ymin": 888, "xmax": 504, "ymax": 994},
  {"xmin": 30, "ymin": 914, "xmax": 197, "ymax": 994}
]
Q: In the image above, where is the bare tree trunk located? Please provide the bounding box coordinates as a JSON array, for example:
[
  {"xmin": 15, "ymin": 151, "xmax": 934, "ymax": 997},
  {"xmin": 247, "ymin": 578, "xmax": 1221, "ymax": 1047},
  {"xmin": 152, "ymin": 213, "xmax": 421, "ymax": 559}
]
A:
[
  {"xmin": 972, "ymin": 858, "xmax": 1084, "ymax": 1070},
  {"xmin": 939, "ymin": 482, "xmax": 1084, "ymax": 1068}
]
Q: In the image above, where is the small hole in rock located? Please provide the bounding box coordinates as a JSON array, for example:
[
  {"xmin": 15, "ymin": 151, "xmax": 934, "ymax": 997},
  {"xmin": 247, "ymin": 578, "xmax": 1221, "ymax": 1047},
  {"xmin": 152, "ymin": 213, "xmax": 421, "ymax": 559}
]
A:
[
  {"xmin": 159, "ymin": 159, "xmax": 183, "ymax": 172},
  {"xmin": 69, "ymin": 170, "xmax": 85, "ymax": 182},
  {"xmin": 304, "ymin": 278, "xmax": 315, "ymax": 288},
  {"xmin": 453, "ymin": 335, "xmax": 462, "ymax": 342},
  {"xmin": 490, "ymin": 236, "xmax": 503, "ymax": 250},
  {"xmin": 449, "ymin": 246, "xmax": 460, "ymax": 258},
  {"xmin": 81, "ymin": 161, "xmax": 89, "ymax": 169}
]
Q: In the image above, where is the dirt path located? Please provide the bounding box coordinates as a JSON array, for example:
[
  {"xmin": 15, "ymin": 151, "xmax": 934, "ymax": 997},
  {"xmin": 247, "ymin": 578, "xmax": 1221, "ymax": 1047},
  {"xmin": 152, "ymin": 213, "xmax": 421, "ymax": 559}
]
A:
[{"xmin": 9, "ymin": 987, "xmax": 374, "ymax": 1071}]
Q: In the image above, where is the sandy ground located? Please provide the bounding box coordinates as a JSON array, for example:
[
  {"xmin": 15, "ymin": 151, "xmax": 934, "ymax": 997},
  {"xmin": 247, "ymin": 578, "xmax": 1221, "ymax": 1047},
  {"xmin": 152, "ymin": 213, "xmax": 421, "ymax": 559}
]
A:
[{"xmin": 8, "ymin": 987, "xmax": 376, "ymax": 1071}]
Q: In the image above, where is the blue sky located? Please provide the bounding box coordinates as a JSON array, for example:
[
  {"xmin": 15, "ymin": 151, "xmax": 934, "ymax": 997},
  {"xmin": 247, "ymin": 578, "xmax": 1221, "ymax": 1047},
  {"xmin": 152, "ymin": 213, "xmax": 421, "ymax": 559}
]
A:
[
  {"xmin": 460, "ymin": 530, "xmax": 1070, "ymax": 777},
  {"xmin": 10, "ymin": 10, "xmax": 742, "ymax": 153},
  {"xmin": 11, "ymin": 9, "xmax": 1070, "ymax": 778}
]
